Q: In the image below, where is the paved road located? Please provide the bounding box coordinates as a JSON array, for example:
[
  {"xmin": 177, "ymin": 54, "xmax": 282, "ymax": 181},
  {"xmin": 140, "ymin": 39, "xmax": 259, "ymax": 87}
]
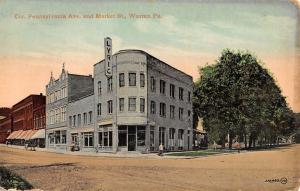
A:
[{"xmin": 0, "ymin": 145, "xmax": 299, "ymax": 191}]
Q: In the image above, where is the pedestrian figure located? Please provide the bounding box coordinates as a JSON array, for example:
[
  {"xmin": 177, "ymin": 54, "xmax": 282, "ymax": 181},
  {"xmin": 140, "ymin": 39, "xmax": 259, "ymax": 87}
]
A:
[
  {"xmin": 213, "ymin": 141, "xmax": 217, "ymax": 150},
  {"xmin": 159, "ymin": 143, "xmax": 164, "ymax": 156},
  {"xmin": 236, "ymin": 141, "xmax": 241, "ymax": 153}
]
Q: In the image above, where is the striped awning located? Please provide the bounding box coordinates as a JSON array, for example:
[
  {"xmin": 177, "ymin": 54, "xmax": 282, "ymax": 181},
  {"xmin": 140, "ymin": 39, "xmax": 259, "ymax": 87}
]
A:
[
  {"xmin": 6, "ymin": 130, "xmax": 23, "ymax": 139},
  {"xmin": 24, "ymin": 130, "xmax": 38, "ymax": 140},
  {"xmin": 30, "ymin": 129, "xmax": 45, "ymax": 139}
]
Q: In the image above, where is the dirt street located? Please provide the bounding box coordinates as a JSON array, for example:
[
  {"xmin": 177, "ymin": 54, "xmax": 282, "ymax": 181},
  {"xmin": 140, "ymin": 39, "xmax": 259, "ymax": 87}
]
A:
[{"xmin": 0, "ymin": 145, "xmax": 299, "ymax": 191}]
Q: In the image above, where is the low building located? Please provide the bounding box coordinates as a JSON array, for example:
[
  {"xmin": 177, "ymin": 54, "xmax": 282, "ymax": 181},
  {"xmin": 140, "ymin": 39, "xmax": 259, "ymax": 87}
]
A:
[{"xmin": 6, "ymin": 94, "xmax": 46, "ymax": 147}]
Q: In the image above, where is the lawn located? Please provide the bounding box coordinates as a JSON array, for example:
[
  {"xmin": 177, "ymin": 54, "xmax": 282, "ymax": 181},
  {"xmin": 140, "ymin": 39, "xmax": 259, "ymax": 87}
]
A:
[{"xmin": 165, "ymin": 149, "xmax": 238, "ymax": 156}]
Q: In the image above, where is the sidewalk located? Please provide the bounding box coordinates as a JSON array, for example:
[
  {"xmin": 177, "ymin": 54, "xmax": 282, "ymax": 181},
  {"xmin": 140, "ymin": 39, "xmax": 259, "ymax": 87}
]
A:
[{"xmin": 0, "ymin": 144, "xmax": 162, "ymax": 158}]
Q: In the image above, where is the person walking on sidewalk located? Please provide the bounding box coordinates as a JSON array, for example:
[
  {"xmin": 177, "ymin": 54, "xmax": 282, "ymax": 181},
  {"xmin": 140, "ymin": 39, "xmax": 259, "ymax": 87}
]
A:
[{"xmin": 159, "ymin": 143, "xmax": 164, "ymax": 156}]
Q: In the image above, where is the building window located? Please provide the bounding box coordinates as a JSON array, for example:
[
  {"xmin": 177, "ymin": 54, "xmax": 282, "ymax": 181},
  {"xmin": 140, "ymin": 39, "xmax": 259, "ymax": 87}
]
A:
[
  {"xmin": 77, "ymin": 114, "xmax": 81, "ymax": 127},
  {"xmin": 179, "ymin": 87, "xmax": 184, "ymax": 100},
  {"xmin": 88, "ymin": 111, "xmax": 93, "ymax": 124},
  {"xmin": 140, "ymin": 73, "xmax": 145, "ymax": 87},
  {"xmin": 150, "ymin": 126, "xmax": 155, "ymax": 150},
  {"xmin": 160, "ymin": 103, "xmax": 166, "ymax": 117},
  {"xmin": 150, "ymin": 76, "xmax": 156, "ymax": 92},
  {"xmin": 119, "ymin": 73, "xmax": 125, "ymax": 87},
  {"xmin": 150, "ymin": 101, "xmax": 156, "ymax": 114},
  {"xmin": 69, "ymin": 116, "xmax": 72, "ymax": 127},
  {"xmin": 137, "ymin": 126, "xmax": 146, "ymax": 146},
  {"xmin": 188, "ymin": 91, "xmax": 191, "ymax": 103},
  {"xmin": 179, "ymin": 107, "xmax": 184, "ymax": 120},
  {"xmin": 170, "ymin": 84, "xmax": 175, "ymax": 98},
  {"xmin": 159, "ymin": 127, "xmax": 165, "ymax": 145},
  {"xmin": 61, "ymin": 130, "xmax": 67, "ymax": 144},
  {"xmin": 170, "ymin": 105, "xmax": 175, "ymax": 119},
  {"xmin": 97, "ymin": 103, "xmax": 101, "ymax": 116},
  {"xmin": 107, "ymin": 78, "xmax": 112, "ymax": 92},
  {"xmin": 169, "ymin": 128, "xmax": 175, "ymax": 149},
  {"xmin": 140, "ymin": 98, "xmax": 145, "ymax": 113},
  {"xmin": 48, "ymin": 133, "xmax": 54, "ymax": 145},
  {"xmin": 160, "ymin": 80, "xmax": 166, "ymax": 95},
  {"xmin": 178, "ymin": 129, "xmax": 184, "ymax": 149},
  {"xmin": 98, "ymin": 127, "xmax": 113, "ymax": 148},
  {"xmin": 61, "ymin": 106, "xmax": 66, "ymax": 122},
  {"xmin": 108, "ymin": 100, "xmax": 113, "ymax": 114},
  {"xmin": 83, "ymin": 132, "xmax": 94, "ymax": 147},
  {"xmin": 55, "ymin": 108, "xmax": 60, "ymax": 123},
  {"xmin": 119, "ymin": 98, "xmax": 124, "ymax": 112},
  {"xmin": 73, "ymin": 115, "xmax": 76, "ymax": 127},
  {"xmin": 97, "ymin": 81, "xmax": 102, "ymax": 95},
  {"xmin": 55, "ymin": 131, "xmax": 61, "ymax": 144},
  {"xmin": 118, "ymin": 126, "xmax": 127, "ymax": 147},
  {"xmin": 83, "ymin": 112, "xmax": 87, "ymax": 125},
  {"xmin": 188, "ymin": 110, "xmax": 191, "ymax": 117},
  {"xmin": 128, "ymin": 98, "xmax": 136, "ymax": 111},
  {"xmin": 129, "ymin": 73, "xmax": 136, "ymax": 86}
]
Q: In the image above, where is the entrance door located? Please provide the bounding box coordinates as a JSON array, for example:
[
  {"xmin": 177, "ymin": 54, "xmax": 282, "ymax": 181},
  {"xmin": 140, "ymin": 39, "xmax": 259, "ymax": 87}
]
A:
[{"xmin": 128, "ymin": 126, "xmax": 136, "ymax": 151}]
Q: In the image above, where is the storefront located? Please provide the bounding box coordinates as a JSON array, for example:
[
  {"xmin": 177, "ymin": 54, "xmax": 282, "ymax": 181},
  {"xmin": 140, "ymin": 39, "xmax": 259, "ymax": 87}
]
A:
[{"xmin": 118, "ymin": 125, "xmax": 146, "ymax": 152}]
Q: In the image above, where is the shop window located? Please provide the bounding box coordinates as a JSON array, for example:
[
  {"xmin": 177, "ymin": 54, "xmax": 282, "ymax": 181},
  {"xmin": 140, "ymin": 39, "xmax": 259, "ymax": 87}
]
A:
[
  {"xmin": 118, "ymin": 126, "xmax": 127, "ymax": 146},
  {"xmin": 137, "ymin": 126, "xmax": 145, "ymax": 146}
]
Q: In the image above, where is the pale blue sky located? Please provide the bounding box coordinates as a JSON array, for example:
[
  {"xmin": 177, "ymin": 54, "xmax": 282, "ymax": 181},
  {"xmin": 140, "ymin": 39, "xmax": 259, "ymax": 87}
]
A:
[
  {"xmin": 0, "ymin": 0, "xmax": 298, "ymax": 110},
  {"xmin": 0, "ymin": 0, "xmax": 297, "ymax": 57}
]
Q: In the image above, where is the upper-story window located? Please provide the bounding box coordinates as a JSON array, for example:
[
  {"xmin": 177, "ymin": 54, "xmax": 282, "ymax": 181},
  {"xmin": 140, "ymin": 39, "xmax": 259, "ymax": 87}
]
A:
[
  {"xmin": 119, "ymin": 73, "xmax": 125, "ymax": 87},
  {"xmin": 150, "ymin": 101, "xmax": 156, "ymax": 114},
  {"xmin": 159, "ymin": 102, "xmax": 166, "ymax": 117},
  {"xmin": 77, "ymin": 114, "xmax": 81, "ymax": 127},
  {"xmin": 170, "ymin": 105, "xmax": 175, "ymax": 119},
  {"xmin": 140, "ymin": 98, "xmax": 145, "ymax": 113},
  {"xmin": 160, "ymin": 80, "xmax": 166, "ymax": 95},
  {"xmin": 69, "ymin": 116, "xmax": 72, "ymax": 127},
  {"xmin": 188, "ymin": 91, "xmax": 191, "ymax": 102},
  {"xmin": 179, "ymin": 87, "xmax": 184, "ymax": 100},
  {"xmin": 97, "ymin": 103, "xmax": 101, "ymax": 116},
  {"xmin": 129, "ymin": 73, "xmax": 136, "ymax": 86},
  {"xmin": 61, "ymin": 106, "xmax": 66, "ymax": 122},
  {"xmin": 98, "ymin": 81, "xmax": 102, "ymax": 95},
  {"xmin": 108, "ymin": 100, "xmax": 113, "ymax": 114},
  {"xmin": 150, "ymin": 76, "xmax": 156, "ymax": 92},
  {"xmin": 179, "ymin": 107, "xmax": 184, "ymax": 120},
  {"xmin": 188, "ymin": 110, "xmax": 191, "ymax": 117},
  {"xmin": 107, "ymin": 78, "xmax": 113, "ymax": 92},
  {"xmin": 83, "ymin": 112, "xmax": 87, "ymax": 125},
  {"xmin": 119, "ymin": 98, "xmax": 124, "ymax": 112},
  {"xmin": 170, "ymin": 84, "xmax": 175, "ymax": 98},
  {"xmin": 128, "ymin": 98, "xmax": 136, "ymax": 111},
  {"xmin": 88, "ymin": 111, "xmax": 93, "ymax": 124},
  {"xmin": 140, "ymin": 73, "xmax": 145, "ymax": 88},
  {"xmin": 73, "ymin": 115, "xmax": 76, "ymax": 127}
]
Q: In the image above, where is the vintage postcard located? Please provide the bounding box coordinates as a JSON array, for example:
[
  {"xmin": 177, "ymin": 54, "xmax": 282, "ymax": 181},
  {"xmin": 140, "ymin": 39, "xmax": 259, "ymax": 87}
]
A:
[{"xmin": 0, "ymin": 0, "xmax": 299, "ymax": 191}]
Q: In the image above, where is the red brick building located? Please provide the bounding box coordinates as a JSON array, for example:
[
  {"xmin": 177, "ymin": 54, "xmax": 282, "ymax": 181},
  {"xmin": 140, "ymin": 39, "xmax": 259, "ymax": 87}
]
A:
[
  {"xmin": 0, "ymin": 107, "xmax": 12, "ymax": 143},
  {"xmin": 12, "ymin": 94, "xmax": 45, "ymax": 131},
  {"xmin": 6, "ymin": 94, "xmax": 46, "ymax": 146}
]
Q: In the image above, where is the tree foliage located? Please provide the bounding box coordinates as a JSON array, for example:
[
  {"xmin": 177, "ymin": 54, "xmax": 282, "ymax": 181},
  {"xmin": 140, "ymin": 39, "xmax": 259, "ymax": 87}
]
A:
[{"xmin": 193, "ymin": 49, "xmax": 294, "ymax": 148}]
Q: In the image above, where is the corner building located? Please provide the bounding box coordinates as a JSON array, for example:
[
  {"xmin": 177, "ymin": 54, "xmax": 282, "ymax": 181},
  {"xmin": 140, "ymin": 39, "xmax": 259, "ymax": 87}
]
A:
[{"xmin": 94, "ymin": 50, "xmax": 193, "ymax": 152}]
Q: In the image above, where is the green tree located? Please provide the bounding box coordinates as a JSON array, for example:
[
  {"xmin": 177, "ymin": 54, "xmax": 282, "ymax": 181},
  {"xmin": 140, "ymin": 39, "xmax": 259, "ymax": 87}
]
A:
[{"xmin": 194, "ymin": 49, "xmax": 294, "ymax": 149}]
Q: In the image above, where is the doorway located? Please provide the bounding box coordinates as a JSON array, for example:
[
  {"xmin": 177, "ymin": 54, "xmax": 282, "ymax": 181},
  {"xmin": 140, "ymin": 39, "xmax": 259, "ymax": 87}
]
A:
[{"xmin": 128, "ymin": 126, "xmax": 136, "ymax": 151}]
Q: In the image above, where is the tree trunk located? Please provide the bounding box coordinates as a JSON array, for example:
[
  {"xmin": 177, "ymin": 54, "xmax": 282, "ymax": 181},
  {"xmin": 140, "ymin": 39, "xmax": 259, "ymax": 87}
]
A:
[
  {"xmin": 244, "ymin": 134, "xmax": 248, "ymax": 149},
  {"xmin": 249, "ymin": 134, "xmax": 253, "ymax": 149},
  {"xmin": 229, "ymin": 132, "xmax": 233, "ymax": 150}
]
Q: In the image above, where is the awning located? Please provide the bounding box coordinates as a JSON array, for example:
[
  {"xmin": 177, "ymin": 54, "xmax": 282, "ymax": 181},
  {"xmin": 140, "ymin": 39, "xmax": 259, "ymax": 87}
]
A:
[
  {"xmin": 24, "ymin": 130, "xmax": 38, "ymax": 140},
  {"xmin": 6, "ymin": 130, "xmax": 22, "ymax": 139},
  {"xmin": 15, "ymin": 130, "xmax": 28, "ymax": 139},
  {"xmin": 98, "ymin": 120, "xmax": 112, "ymax": 126},
  {"xmin": 30, "ymin": 129, "xmax": 45, "ymax": 139}
]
